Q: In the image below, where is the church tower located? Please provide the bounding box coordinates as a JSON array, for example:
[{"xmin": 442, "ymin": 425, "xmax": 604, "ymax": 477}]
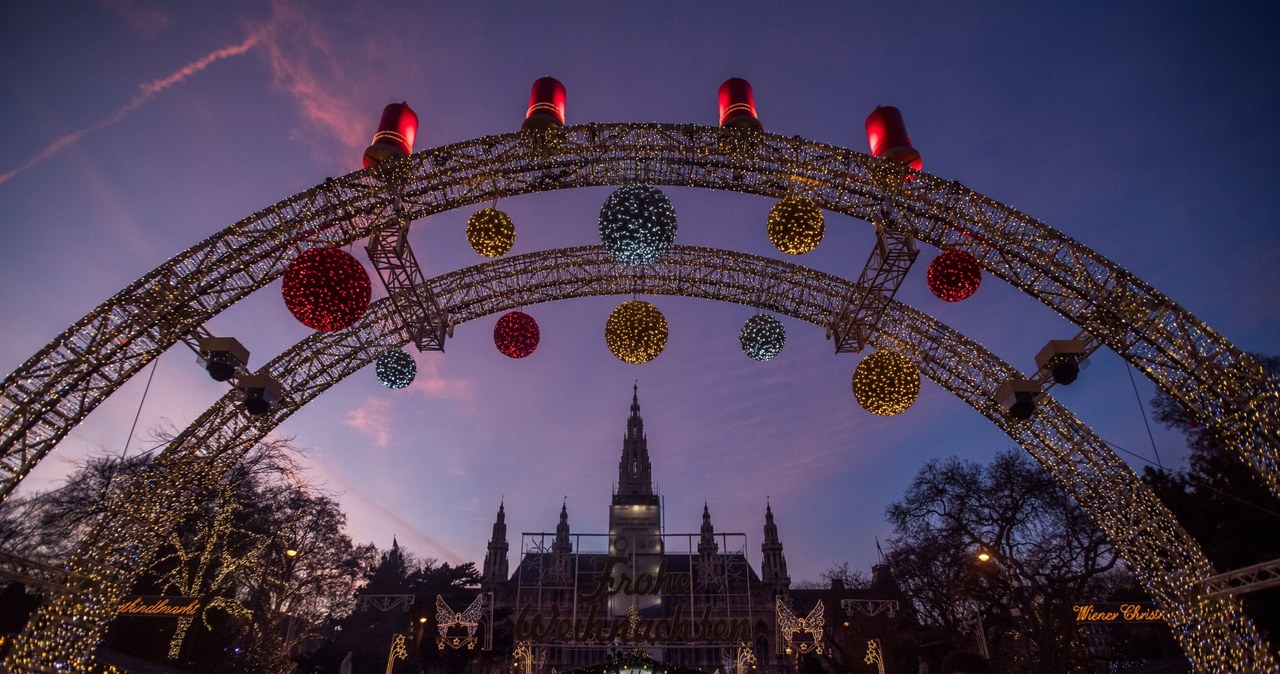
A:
[
  {"xmin": 550, "ymin": 500, "xmax": 573, "ymax": 584},
  {"xmin": 616, "ymin": 383, "xmax": 655, "ymax": 499},
  {"xmin": 697, "ymin": 503, "xmax": 725, "ymax": 589},
  {"xmin": 609, "ymin": 384, "xmax": 662, "ymax": 556},
  {"xmin": 482, "ymin": 502, "xmax": 509, "ymax": 591},
  {"xmin": 761, "ymin": 502, "xmax": 791, "ymax": 595},
  {"xmin": 608, "ymin": 385, "xmax": 663, "ymax": 616}
]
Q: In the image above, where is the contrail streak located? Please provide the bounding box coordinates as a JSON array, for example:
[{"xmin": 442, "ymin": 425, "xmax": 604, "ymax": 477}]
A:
[{"xmin": 0, "ymin": 34, "xmax": 261, "ymax": 186}]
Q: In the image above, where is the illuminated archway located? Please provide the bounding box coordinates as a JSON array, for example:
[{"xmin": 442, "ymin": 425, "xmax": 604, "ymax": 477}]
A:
[
  {"xmin": 2, "ymin": 124, "xmax": 1277, "ymax": 672},
  {"xmin": 7, "ymin": 247, "xmax": 1272, "ymax": 672}
]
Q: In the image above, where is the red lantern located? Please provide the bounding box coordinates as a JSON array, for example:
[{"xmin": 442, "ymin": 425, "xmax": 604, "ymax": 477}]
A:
[
  {"xmin": 363, "ymin": 103, "xmax": 419, "ymax": 168},
  {"xmin": 494, "ymin": 311, "xmax": 540, "ymax": 358},
  {"xmin": 523, "ymin": 77, "xmax": 566, "ymax": 130},
  {"xmin": 927, "ymin": 249, "xmax": 982, "ymax": 302},
  {"xmin": 718, "ymin": 78, "xmax": 762, "ymax": 130},
  {"xmin": 865, "ymin": 106, "xmax": 921, "ymax": 171},
  {"xmin": 281, "ymin": 247, "xmax": 372, "ymax": 331}
]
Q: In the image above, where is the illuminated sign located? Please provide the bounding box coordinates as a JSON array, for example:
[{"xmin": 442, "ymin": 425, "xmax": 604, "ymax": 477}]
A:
[
  {"xmin": 1071, "ymin": 603, "xmax": 1163, "ymax": 623},
  {"xmin": 116, "ymin": 596, "xmax": 199, "ymax": 618},
  {"xmin": 514, "ymin": 556, "xmax": 750, "ymax": 644},
  {"xmin": 514, "ymin": 544, "xmax": 753, "ymax": 646},
  {"xmin": 514, "ymin": 602, "xmax": 750, "ymax": 644}
]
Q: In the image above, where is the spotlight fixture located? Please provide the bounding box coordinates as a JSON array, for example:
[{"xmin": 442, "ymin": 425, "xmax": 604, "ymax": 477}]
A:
[
  {"xmin": 995, "ymin": 377, "xmax": 1042, "ymax": 421},
  {"xmin": 197, "ymin": 336, "xmax": 249, "ymax": 382},
  {"xmin": 237, "ymin": 373, "xmax": 284, "ymax": 417},
  {"xmin": 1036, "ymin": 339, "xmax": 1087, "ymax": 386}
]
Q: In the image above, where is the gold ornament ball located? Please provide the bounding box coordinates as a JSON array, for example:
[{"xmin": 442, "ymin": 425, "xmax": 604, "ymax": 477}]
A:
[
  {"xmin": 853, "ymin": 349, "xmax": 920, "ymax": 416},
  {"xmin": 766, "ymin": 195, "xmax": 825, "ymax": 255},
  {"xmin": 466, "ymin": 208, "xmax": 515, "ymax": 258},
  {"xmin": 605, "ymin": 300, "xmax": 668, "ymax": 365}
]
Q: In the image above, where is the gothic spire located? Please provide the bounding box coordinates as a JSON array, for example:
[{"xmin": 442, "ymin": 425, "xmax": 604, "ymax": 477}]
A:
[
  {"xmin": 553, "ymin": 500, "xmax": 572, "ymax": 555},
  {"xmin": 616, "ymin": 384, "xmax": 654, "ymax": 499},
  {"xmin": 761, "ymin": 502, "xmax": 790, "ymax": 591},
  {"xmin": 482, "ymin": 501, "xmax": 509, "ymax": 590},
  {"xmin": 698, "ymin": 503, "xmax": 718, "ymax": 556}
]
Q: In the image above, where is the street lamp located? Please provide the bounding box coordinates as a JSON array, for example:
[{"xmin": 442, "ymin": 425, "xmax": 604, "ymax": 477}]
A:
[
  {"xmin": 975, "ymin": 550, "xmax": 1022, "ymax": 619},
  {"xmin": 973, "ymin": 548, "xmax": 1030, "ymax": 666}
]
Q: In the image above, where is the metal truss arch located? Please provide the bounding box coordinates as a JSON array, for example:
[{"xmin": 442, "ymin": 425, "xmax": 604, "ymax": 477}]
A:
[
  {"xmin": 2, "ymin": 123, "xmax": 1276, "ymax": 508},
  {"xmin": 6, "ymin": 246, "xmax": 1272, "ymax": 673}
]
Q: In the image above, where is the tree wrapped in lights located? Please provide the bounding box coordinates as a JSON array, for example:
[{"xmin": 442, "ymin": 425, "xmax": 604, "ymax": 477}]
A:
[
  {"xmin": 605, "ymin": 300, "xmax": 668, "ymax": 364},
  {"xmin": 465, "ymin": 207, "xmax": 516, "ymax": 258},
  {"xmin": 766, "ymin": 195, "xmax": 824, "ymax": 255},
  {"xmin": 926, "ymin": 249, "xmax": 982, "ymax": 302},
  {"xmin": 853, "ymin": 349, "xmax": 920, "ymax": 416},
  {"xmin": 494, "ymin": 311, "xmax": 540, "ymax": 359},
  {"xmin": 739, "ymin": 313, "xmax": 786, "ymax": 361},
  {"xmin": 281, "ymin": 247, "xmax": 371, "ymax": 331},
  {"xmin": 375, "ymin": 350, "xmax": 416, "ymax": 389},
  {"xmin": 598, "ymin": 184, "xmax": 678, "ymax": 265}
]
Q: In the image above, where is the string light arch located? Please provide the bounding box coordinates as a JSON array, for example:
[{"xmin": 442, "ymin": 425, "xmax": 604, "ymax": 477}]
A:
[
  {"xmin": 0, "ymin": 122, "xmax": 1276, "ymax": 671},
  {"xmin": 5, "ymin": 247, "xmax": 1273, "ymax": 672},
  {"xmin": 3, "ymin": 125, "xmax": 1274, "ymax": 503}
]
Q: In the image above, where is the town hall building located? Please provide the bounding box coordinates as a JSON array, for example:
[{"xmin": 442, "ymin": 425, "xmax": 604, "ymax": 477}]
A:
[{"xmin": 471, "ymin": 386, "xmax": 863, "ymax": 674}]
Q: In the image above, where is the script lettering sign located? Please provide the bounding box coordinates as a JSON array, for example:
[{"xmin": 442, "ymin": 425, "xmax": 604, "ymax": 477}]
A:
[
  {"xmin": 117, "ymin": 596, "xmax": 199, "ymax": 618},
  {"xmin": 1071, "ymin": 602, "xmax": 1163, "ymax": 623}
]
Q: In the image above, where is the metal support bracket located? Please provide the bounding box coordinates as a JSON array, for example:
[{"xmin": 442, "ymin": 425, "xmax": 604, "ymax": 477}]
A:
[{"xmin": 828, "ymin": 211, "xmax": 918, "ymax": 353}]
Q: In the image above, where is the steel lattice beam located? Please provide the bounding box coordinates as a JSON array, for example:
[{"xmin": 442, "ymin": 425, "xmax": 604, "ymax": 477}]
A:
[
  {"xmin": 840, "ymin": 599, "xmax": 900, "ymax": 619},
  {"xmin": 2, "ymin": 124, "xmax": 1275, "ymax": 511},
  {"xmin": 1204, "ymin": 559, "xmax": 1280, "ymax": 598},
  {"xmin": 5, "ymin": 247, "xmax": 1272, "ymax": 674},
  {"xmin": 829, "ymin": 215, "xmax": 919, "ymax": 353},
  {"xmin": 357, "ymin": 594, "xmax": 416, "ymax": 612}
]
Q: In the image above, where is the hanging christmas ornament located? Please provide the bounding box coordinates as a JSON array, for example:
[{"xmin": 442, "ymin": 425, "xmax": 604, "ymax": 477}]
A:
[
  {"xmin": 375, "ymin": 350, "xmax": 417, "ymax": 389},
  {"xmin": 853, "ymin": 349, "xmax": 921, "ymax": 416},
  {"xmin": 766, "ymin": 195, "xmax": 824, "ymax": 255},
  {"xmin": 598, "ymin": 184, "xmax": 678, "ymax": 265},
  {"xmin": 605, "ymin": 300, "xmax": 668, "ymax": 364},
  {"xmin": 281, "ymin": 247, "xmax": 371, "ymax": 331},
  {"xmin": 466, "ymin": 208, "xmax": 516, "ymax": 258},
  {"xmin": 927, "ymin": 249, "xmax": 982, "ymax": 302},
  {"xmin": 494, "ymin": 311, "xmax": 540, "ymax": 359},
  {"xmin": 739, "ymin": 313, "xmax": 786, "ymax": 362}
]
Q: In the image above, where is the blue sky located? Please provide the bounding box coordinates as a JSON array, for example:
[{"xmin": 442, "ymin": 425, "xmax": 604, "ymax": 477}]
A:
[{"xmin": 2, "ymin": 1, "xmax": 1278, "ymax": 581}]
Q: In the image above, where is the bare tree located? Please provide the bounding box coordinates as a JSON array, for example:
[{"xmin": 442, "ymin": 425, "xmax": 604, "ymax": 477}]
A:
[{"xmin": 886, "ymin": 450, "xmax": 1120, "ymax": 674}]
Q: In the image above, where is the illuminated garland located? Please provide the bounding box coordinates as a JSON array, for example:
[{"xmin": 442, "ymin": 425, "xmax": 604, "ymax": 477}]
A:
[
  {"xmin": 599, "ymin": 184, "xmax": 678, "ymax": 265},
  {"xmin": 926, "ymin": 249, "xmax": 982, "ymax": 302},
  {"xmin": 739, "ymin": 314, "xmax": 786, "ymax": 361},
  {"xmin": 605, "ymin": 300, "xmax": 668, "ymax": 364},
  {"xmin": 766, "ymin": 195, "xmax": 824, "ymax": 255},
  {"xmin": 494, "ymin": 311, "xmax": 540, "ymax": 359},
  {"xmin": 436, "ymin": 594, "xmax": 483, "ymax": 650},
  {"xmin": 281, "ymin": 247, "xmax": 371, "ymax": 331},
  {"xmin": 777, "ymin": 597, "xmax": 825, "ymax": 655},
  {"xmin": 466, "ymin": 208, "xmax": 516, "ymax": 258},
  {"xmin": 375, "ymin": 350, "xmax": 417, "ymax": 389},
  {"xmin": 853, "ymin": 349, "xmax": 920, "ymax": 416}
]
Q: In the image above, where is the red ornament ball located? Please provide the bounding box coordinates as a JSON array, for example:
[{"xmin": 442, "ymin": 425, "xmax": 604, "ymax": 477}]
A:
[
  {"xmin": 494, "ymin": 311, "xmax": 540, "ymax": 359},
  {"xmin": 281, "ymin": 247, "xmax": 372, "ymax": 331},
  {"xmin": 927, "ymin": 249, "xmax": 982, "ymax": 302}
]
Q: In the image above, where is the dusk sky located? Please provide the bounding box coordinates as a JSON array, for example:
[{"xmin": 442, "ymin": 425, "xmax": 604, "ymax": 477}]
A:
[{"xmin": 2, "ymin": 2, "xmax": 1278, "ymax": 583}]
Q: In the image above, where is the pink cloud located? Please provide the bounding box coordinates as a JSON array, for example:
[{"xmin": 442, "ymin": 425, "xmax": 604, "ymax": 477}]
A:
[
  {"xmin": 306, "ymin": 458, "xmax": 466, "ymax": 563},
  {"xmin": 252, "ymin": 0, "xmax": 372, "ymax": 164},
  {"xmin": 345, "ymin": 396, "xmax": 392, "ymax": 447},
  {"xmin": 407, "ymin": 356, "xmax": 474, "ymax": 402},
  {"xmin": 0, "ymin": 33, "xmax": 261, "ymax": 187}
]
